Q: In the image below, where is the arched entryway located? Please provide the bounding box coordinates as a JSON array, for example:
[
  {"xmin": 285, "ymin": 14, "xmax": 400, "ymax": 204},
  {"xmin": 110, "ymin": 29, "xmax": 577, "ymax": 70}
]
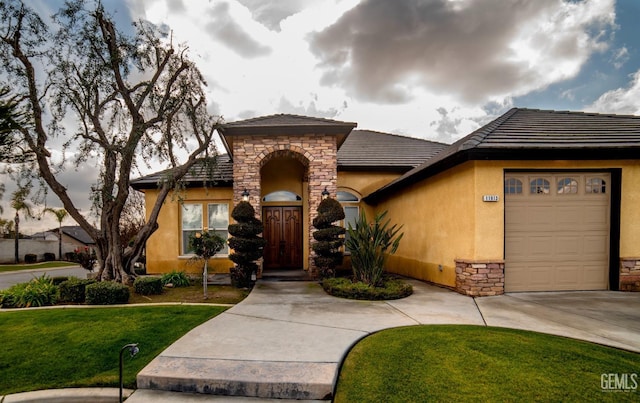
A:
[{"xmin": 261, "ymin": 156, "xmax": 307, "ymax": 270}]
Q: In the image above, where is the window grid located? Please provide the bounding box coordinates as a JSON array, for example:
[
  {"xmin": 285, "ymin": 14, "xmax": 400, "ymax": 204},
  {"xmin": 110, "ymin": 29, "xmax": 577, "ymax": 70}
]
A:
[
  {"xmin": 504, "ymin": 178, "xmax": 523, "ymax": 194},
  {"xmin": 586, "ymin": 178, "xmax": 607, "ymax": 194},
  {"xmin": 557, "ymin": 178, "xmax": 578, "ymax": 194},
  {"xmin": 530, "ymin": 178, "xmax": 550, "ymax": 195}
]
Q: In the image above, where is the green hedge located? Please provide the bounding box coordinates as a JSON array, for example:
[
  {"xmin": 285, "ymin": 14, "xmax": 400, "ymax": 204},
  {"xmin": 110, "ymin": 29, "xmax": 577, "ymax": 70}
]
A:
[
  {"xmin": 85, "ymin": 282, "xmax": 130, "ymax": 305},
  {"xmin": 133, "ymin": 276, "xmax": 163, "ymax": 295},
  {"xmin": 322, "ymin": 277, "xmax": 413, "ymax": 300},
  {"xmin": 161, "ymin": 270, "xmax": 191, "ymax": 287},
  {"xmin": 59, "ymin": 278, "xmax": 96, "ymax": 303}
]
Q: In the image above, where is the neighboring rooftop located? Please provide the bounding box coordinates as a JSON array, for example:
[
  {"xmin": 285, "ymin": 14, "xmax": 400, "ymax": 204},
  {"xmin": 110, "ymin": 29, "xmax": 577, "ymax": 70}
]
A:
[
  {"xmin": 59, "ymin": 226, "xmax": 94, "ymax": 245},
  {"xmin": 338, "ymin": 130, "xmax": 448, "ymax": 171},
  {"xmin": 365, "ymin": 108, "xmax": 640, "ymax": 203}
]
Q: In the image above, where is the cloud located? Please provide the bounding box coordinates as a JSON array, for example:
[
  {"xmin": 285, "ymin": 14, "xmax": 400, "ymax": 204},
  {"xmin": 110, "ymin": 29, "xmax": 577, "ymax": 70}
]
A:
[
  {"xmin": 235, "ymin": 0, "xmax": 317, "ymax": 31},
  {"xmin": 309, "ymin": 0, "xmax": 616, "ymax": 104},
  {"xmin": 205, "ymin": 2, "xmax": 272, "ymax": 58},
  {"xmin": 586, "ymin": 69, "xmax": 640, "ymax": 115},
  {"xmin": 611, "ymin": 46, "xmax": 629, "ymax": 69}
]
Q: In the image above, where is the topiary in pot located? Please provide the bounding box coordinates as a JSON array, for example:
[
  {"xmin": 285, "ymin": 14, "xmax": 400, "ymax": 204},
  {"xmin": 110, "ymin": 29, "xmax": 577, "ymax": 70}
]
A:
[
  {"xmin": 312, "ymin": 197, "xmax": 345, "ymax": 278},
  {"xmin": 228, "ymin": 201, "xmax": 265, "ymax": 288}
]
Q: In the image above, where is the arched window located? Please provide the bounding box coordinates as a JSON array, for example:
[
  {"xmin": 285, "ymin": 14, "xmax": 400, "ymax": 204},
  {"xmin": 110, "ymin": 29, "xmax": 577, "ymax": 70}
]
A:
[
  {"xmin": 586, "ymin": 178, "xmax": 606, "ymax": 194},
  {"xmin": 262, "ymin": 191, "xmax": 302, "ymax": 202},
  {"xmin": 337, "ymin": 190, "xmax": 360, "ymax": 253},
  {"xmin": 504, "ymin": 178, "xmax": 523, "ymax": 194},
  {"xmin": 530, "ymin": 178, "xmax": 550, "ymax": 194},
  {"xmin": 557, "ymin": 178, "xmax": 578, "ymax": 194}
]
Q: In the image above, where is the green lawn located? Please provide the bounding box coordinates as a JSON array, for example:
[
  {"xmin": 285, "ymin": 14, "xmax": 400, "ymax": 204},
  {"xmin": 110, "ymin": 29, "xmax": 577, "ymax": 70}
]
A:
[
  {"xmin": 335, "ymin": 325, "xmax": 640, "ymax": 402},
  {"xmin": 0, "ymin": 261, "xmax": 78, "ymax": 273},
  {"xmin": 0, "ymin": 305, "xmax": 225, "ymax": 395}
]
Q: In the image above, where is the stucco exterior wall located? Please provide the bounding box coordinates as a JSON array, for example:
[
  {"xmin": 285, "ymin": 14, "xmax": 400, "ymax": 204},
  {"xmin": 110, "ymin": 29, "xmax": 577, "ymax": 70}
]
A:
[
  {"xmin": 374, "ymin": 159, "xmax": 640, "ymax": 291},
  {"xmin": 144, "ymin": 187, "xmax": 234, "ymax": 275},
  {"xmin": 375, "ymin": 163, "xmax": 476, "ymax": 287}
]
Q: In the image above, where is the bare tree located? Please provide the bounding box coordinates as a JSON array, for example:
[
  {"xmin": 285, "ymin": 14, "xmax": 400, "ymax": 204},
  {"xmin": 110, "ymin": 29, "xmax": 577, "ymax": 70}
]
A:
[
  {"xmin": 0, "ymin": 1, "xmax": 219, "ymax": 282},
  {"xmin": 119, "ymin": 188, "xmax": 146, "ymax": 249}
]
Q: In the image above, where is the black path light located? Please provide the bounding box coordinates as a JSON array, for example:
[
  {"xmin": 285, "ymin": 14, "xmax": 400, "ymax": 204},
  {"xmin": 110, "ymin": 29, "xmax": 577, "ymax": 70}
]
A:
[{"xmin": 119, "ymin": 343, "xmax": 139, "ymax": 403}]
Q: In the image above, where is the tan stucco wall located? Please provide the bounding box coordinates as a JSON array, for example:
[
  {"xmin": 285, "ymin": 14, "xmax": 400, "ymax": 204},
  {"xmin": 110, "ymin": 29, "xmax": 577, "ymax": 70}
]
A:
[
  {"xmin": 144, "ymin": 187, "xmax": 234, "ymax": 275},
  {"xmin": 374, "ymin": 159, "xmax": 640, "ymax": 288}
]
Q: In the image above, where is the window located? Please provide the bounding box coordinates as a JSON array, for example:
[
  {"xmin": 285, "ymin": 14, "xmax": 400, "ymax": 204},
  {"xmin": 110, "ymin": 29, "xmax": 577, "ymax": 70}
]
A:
[
  {"xmin": 181, "ymin": 204, "xmax": 203, "ymax": 255},
  {"xmin": 557, "ymin": 178, "xmax": 578, "ymax": 194},
  {"xmin": 262, "ymin": 191, "xmax": 302, "ymax": 202},
  {"xmin": 338, "ymin": 190, "xmax": 360, "ymax": 253},
  {"xmin": 504, "ymin": 178, "xmax": 523, "ymax": 194},
  {"xmin": 181, "ymin": 203, "xmax": 229, "ymax": 256},
  {"xmin": 586, "ymin": 178, "xmax": 606, "ymax": 194},
  {"xmin": 208, "ymin": 203, "xmax": 229, "ymax": 254},
  {"xmin": 530, "ymin": 178, "xmax": 550, "ymax": 194}
]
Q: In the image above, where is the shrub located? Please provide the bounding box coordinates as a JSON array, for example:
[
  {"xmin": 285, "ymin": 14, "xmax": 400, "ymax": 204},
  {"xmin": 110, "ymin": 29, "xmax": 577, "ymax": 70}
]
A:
[
  {"xmin": 52, "ymin": 276, "xmax": 69, "ymax": 286},
  {"xmin": 0, "ymin": 275, "xmax": 59, "ymax": 308},
  {"xmin": 312, "ymin": 197, "xmax": 345, "ymax": 279},
  {"xmin": 345, "ymin": 211, "xmax": 404, "ymax": 287},
  {"xmin": 228, "ymin": 201, "xmax": 265, "ymax": 288},
  {"xmin": 44, "ymin": 252, "xmax": 56, "ymax": 261},
  {"xmin": 133, "ymin": 276, "xmax": 163, "ymax": 295},
  {"xmin": 85, "ymin": 281, "xmax": 129, "ymax": 305},
  {"xmin": 161, "ymin": 270, "xmax": 191, "ymax": 287},
  {"xmin": 59, "ymin": 277, "xmax": 96, "ymax": 303},
  {"xmin": 322, "ymin": 276, "xmax": 413, "ymax": 300},
  {"xmin": 24, "ymin": 254, "xmax": 37, "ymax": 264}
]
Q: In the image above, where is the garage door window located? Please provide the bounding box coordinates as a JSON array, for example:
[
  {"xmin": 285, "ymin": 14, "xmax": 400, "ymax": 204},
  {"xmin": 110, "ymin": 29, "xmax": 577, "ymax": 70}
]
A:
[
  {"xmin": 586, "ymin": 178, "xmax": 606, "ymax": 194},
  {"xmin": 504, "ymin": 178, "xmax": 523, "ymax": 194},
  {"xmin": 557, "ymin": 178, "xmax": 578, "ymax": 194},
  {"xmin": 530, "ymin": 178, "xmax": 550, "ymax": 194}
]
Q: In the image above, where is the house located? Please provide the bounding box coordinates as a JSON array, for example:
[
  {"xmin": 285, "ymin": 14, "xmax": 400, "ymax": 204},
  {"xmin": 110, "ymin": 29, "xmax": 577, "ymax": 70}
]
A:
[
  {"xmin": 131, "ymin": 108, "xmax": 640, "ymax": 295},
  {"xmin": 54, "ymin": 226, "xmax": 96, "ymax": 251}
]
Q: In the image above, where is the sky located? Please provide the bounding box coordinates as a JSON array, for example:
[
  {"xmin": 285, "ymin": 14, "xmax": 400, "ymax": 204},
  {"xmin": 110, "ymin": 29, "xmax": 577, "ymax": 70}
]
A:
[{"xmin": 3, "ymin": 0, "xmax": 640, "ymax": 233}]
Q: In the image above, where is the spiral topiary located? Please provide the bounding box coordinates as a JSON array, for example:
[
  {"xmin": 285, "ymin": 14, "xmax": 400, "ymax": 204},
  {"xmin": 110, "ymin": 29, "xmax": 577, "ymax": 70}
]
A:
[
  {"xmin": 312, "ymin": 197, "xmax": 345, "ymax": 278},
  {"xmin": 228, "ymin": 201, "xmax": 266, "ymax": 288}
]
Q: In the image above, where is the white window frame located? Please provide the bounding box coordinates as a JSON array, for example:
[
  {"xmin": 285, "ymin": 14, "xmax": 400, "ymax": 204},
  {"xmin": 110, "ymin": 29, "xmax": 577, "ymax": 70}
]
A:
[
  {"xmin": 338, "ymin": 190, "xmax": 361, "ymax": 254},
  {"xmin": 180, "ymin": 202, "xmax": 230, "ymax": 257}
]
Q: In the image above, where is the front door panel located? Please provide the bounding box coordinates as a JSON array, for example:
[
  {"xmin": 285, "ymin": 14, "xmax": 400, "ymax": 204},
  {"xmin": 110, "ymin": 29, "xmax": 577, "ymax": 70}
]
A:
[{"xmin": 263, "ymin": 207, "xmax": 302, "ymax": 269}]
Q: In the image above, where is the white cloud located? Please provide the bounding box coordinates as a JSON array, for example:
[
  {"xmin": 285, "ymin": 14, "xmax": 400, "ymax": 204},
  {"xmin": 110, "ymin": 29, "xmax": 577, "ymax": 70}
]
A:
[{"xmin": 586, "ymin": 69, "xmax": 640, "ymax": 115}]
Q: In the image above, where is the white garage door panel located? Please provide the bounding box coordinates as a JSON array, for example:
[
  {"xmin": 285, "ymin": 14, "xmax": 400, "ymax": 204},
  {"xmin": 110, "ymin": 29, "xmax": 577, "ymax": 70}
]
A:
[{"xmin": 505, "ymin": 173, "xmax": 610, "ymax": 292}]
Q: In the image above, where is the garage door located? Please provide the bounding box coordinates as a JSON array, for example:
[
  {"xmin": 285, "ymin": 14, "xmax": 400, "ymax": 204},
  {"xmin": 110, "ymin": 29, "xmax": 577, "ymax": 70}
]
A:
[{"xmin": 504, "ymin": 172, "xmax": 610, "ymax": 292}]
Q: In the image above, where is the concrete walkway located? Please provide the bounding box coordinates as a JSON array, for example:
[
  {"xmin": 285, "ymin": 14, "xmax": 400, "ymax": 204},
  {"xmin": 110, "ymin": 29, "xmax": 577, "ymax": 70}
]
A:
[{"xmin": 132, "ymin": 280, "xmax": 640, "ymax": 401}]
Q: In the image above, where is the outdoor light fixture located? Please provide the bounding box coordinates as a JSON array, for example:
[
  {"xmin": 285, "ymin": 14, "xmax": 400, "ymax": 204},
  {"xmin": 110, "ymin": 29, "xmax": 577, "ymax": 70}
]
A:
[
  {"xmin": 242, "ymin": 188, "xmax": 250, "ymax": 202},
  {"xmin": 119, "ymin": 343, "xmax": 139, "ymax": 403},
  {"xmin": 322, "ymin": 187, "xmax": 330, "ymax": 200}
]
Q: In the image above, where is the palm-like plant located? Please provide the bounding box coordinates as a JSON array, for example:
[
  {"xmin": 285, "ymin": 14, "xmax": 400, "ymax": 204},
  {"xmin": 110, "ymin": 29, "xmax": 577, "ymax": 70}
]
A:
[
  {"xmin": 345, "ymin": 211, "xmax": 404, "ymax": 287},
  {"xmin": 43, "ymin": 208, "xmax": 68, "ymax": 260},
  {"xmin": 10, "ymin": 185, "xmax": 32, "ymax": 263}
]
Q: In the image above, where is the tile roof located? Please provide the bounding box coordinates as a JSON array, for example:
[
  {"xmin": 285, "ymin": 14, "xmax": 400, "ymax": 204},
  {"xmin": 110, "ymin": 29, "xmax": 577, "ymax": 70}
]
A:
[
  {"xmin": 222, "ymin": 113, "xmax": 357, "ymax": 129},
  {"xmin": 60, "ymin": 226, "xmax": 95, "ymax": 245},
  {"xmin": 338, "ymin": 130, "xmax": 448, "ymax": 170},
  {"xmin": 365, "ymin": 108, "xmax": 640, "ymax": 204},
  {"xmin": 130, "ymin": 154, "xmax": 234, "ymax": 189}
]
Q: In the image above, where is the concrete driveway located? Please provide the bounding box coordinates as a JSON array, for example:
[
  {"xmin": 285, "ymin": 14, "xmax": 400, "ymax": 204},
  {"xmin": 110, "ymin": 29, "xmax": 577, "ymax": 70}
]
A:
[
  {"xmin": 132, "ymin": 280, "xmax": 640, "ymax": 401},
  {"xmin": 476, "ymin": 290, "xmax": 640, "ymax": 352}
]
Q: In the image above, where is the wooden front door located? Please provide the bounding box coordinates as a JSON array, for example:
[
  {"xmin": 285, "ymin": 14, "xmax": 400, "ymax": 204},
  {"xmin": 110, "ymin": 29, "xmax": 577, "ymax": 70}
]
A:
[{"xmin": 263, "ymin": 207, "xmax": 303, "ymax": 269}]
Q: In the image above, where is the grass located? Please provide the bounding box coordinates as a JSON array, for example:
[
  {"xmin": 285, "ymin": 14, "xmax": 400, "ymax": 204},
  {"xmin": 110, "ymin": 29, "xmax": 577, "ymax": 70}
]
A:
[
  {"xmin": 335, "ymin": 325, "xmax": 640, "ymax": 402},
  {"xmin": 0, "ymin": 261, "xmax": 78, "ymax": 273},
  {"xmin": 0, "ymin": 305, "xmax": 226, "ymax": 395}
]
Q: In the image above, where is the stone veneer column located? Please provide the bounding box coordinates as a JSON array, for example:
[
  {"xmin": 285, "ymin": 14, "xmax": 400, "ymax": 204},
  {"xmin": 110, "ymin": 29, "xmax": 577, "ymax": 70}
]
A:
[
  {"xmin": 455, "ymin": 259, "xmax": 505, "ymax": 296},
  {"xmin": 620, "ymin": 258, "xmax": 640, "ymax": 291},
  {"xmin": 231, "ymin": 134, "xmax": 338, "ymax": 276}
]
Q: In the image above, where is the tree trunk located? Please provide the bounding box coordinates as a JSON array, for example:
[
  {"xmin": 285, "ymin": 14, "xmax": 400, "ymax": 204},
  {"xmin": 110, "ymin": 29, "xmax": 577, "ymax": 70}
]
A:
[
  {"xmin": 14, "ymin": 216, "xmax": 18, "ymax": 264},
  {"xmin": 58, "ymin": 222, "xmax": 62, "ymax": 260}
]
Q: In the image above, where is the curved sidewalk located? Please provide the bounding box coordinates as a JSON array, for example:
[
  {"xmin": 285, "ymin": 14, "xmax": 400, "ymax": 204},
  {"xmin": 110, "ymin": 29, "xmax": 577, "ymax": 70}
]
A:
[{"xmin": 134, "ymin": 280, "xmax": 640, "ymax": 401}]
